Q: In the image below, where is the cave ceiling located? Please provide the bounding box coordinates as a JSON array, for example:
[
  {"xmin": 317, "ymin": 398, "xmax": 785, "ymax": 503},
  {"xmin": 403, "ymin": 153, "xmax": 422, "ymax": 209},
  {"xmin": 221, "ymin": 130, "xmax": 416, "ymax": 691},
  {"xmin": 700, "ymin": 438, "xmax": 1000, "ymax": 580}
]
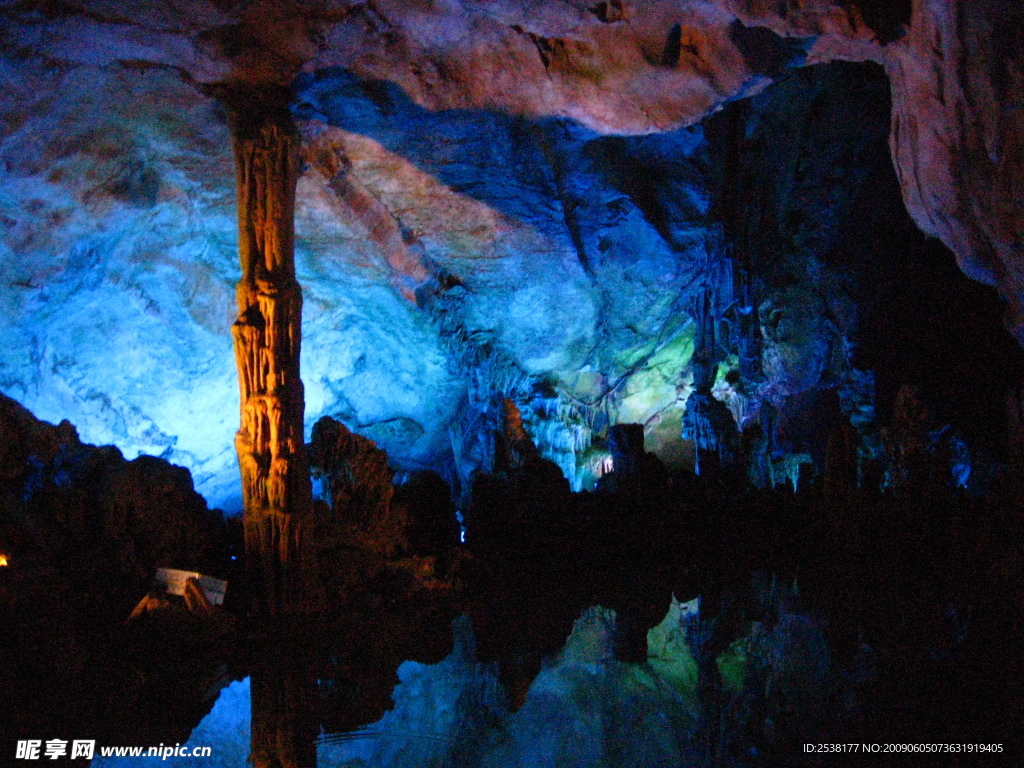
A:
[{"xmin": 0, "ymin": 0, "xmax": 1021, "ymax": 509}]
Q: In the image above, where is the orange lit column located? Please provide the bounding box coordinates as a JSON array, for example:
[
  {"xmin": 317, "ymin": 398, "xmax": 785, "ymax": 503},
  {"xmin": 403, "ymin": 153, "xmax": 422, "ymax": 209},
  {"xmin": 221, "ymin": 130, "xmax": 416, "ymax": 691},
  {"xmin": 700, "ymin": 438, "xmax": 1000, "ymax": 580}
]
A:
[{"xmin": 224, "ymin": 87, "xmax": 311, "ymax": 613}]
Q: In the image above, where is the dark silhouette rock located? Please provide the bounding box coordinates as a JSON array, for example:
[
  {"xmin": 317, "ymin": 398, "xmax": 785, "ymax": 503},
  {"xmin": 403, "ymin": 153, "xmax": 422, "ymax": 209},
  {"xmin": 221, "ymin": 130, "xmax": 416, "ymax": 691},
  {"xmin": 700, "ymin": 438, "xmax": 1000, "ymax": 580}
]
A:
[
  {"xmin": 0, "ymin": 393, "xmax": 228, "ymax": 611},
  {"xmin": 392, "ymin": 471, "xmax": 460, "ymax": 558},
  {"xmin": 309, "ymin": 415, "xmax": 401, "ymax": 558}
]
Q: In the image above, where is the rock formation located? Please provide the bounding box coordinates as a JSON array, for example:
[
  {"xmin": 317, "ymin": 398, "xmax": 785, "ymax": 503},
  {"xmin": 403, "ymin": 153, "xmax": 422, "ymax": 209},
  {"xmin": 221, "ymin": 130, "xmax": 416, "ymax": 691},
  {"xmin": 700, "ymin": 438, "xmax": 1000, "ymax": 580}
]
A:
[
  {"xmin": 885, "ymin": 0, "xmax": 1024, "ymax": 339},
  {"xmin": 0, "ymin": 0, "xmax": 1021, "ymax": 508},
  {"xmin": 0, "ymin": 393, "xmax": 231, "ymax": 751},
  {"xmin": 4, "ymin": 0, "xmax": 1016, "ymax": 329},
  {"xmin": 220, "ymin": 85, "xmax": 311, "ymax": 613},
  {"xmin": 308, "ymin": 415, "xmax": 399, "ymax": 558},
  {"xmin": 0, "ymin": 392, "xmax": 227, "ymax": 593}
]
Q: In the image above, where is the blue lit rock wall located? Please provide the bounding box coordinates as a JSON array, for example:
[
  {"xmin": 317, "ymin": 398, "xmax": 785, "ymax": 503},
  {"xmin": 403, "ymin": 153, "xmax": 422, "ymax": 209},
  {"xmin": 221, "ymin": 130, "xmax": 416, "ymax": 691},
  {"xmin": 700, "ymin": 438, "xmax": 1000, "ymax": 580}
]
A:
[
  {"xmin": 293, "ymin": 69, "xmax": 711, "ymax": 384},
  {"xmin": 3, "ymin": 3, "xmax": 1023, "ymax": 505},
  {"xmin": 4, "ymin": 24, "xmax": 1008, "ymax": 506},
  {"xmin": 0, "ymin": 54, "xmax": 243, "ymax": 508},
  {"xmin": 0, "ymin": 49, "xmax": 717, "ymax": 508},
  {"xmin": 0, "ymin": 53, "xmax": 467, "ymax": 511},
  {"xmin": 293, "ymin": 69, "xmax": 715, "ymax": 488}
]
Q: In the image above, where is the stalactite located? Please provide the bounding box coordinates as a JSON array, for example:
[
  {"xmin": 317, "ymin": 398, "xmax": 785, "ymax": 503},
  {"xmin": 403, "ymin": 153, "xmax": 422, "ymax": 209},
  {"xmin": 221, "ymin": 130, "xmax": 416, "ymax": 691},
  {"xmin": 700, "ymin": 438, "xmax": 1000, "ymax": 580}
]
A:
[
  {"xmin": 221, "ymin": 85, "xmax": 311, "ymax": 614},
  {"xmin": 518, "ymin": 392, "xmax": 597, "ymax": 491}
]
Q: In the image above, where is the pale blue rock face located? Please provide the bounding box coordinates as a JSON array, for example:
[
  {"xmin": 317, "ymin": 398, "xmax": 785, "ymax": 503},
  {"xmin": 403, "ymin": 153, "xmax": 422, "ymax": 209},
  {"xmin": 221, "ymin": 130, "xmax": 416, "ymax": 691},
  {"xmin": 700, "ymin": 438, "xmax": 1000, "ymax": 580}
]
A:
[
  {"xmin": 0, "ymin": 56, "xmax": 244, "ymax": 509},
  {"xmin": 0, "ymin": 49, "xmax": 716, "ymax": 509},
  {"xmin": 0, "ymin": 38, "xmax": 934, "ymax": 509},
  {"xmin": 0, "ymin": 55, "xmax": 473, "ymax": 510}
]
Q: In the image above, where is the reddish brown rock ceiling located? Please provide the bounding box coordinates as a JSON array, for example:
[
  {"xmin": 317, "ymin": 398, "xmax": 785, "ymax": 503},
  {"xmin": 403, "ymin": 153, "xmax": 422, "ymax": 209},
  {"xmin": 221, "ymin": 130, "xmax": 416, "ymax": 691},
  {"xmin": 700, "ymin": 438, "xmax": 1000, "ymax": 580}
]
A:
[{"xmin": 886, "ymin": 0, "xmax": 1024, "ymax": 338}]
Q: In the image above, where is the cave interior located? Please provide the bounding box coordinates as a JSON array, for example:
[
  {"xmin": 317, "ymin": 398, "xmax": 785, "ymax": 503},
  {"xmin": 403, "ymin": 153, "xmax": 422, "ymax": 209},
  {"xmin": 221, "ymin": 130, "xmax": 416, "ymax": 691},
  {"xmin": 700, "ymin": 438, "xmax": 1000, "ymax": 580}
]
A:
[{"xmin": 1, "ymin": 1, "xmax": 1023, "ymax": 766}]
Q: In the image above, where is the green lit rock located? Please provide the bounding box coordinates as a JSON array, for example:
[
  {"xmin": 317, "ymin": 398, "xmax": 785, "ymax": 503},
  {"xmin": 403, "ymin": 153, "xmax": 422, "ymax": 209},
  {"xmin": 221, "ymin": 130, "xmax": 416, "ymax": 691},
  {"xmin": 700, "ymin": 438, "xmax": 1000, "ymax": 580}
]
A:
[{"xmin": 646, "ymin": 595, "xmax": 700, "ymax": 700}]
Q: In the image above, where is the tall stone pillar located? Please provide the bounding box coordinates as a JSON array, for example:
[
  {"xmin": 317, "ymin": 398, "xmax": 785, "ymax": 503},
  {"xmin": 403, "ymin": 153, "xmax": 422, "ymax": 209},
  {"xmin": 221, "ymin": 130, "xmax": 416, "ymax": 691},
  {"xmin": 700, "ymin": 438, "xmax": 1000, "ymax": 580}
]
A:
[{"xmin": 224, "ymin": 87, "xmax": 311, "ymax": 613}]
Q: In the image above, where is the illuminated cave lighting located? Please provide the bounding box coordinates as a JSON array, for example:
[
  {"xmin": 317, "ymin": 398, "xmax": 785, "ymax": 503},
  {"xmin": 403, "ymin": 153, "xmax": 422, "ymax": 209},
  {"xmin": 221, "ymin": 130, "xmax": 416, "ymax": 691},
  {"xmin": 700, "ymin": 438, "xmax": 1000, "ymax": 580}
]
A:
[{"xmin": 0, "ymin": 554, "xmax": 7, "ymax": 566}]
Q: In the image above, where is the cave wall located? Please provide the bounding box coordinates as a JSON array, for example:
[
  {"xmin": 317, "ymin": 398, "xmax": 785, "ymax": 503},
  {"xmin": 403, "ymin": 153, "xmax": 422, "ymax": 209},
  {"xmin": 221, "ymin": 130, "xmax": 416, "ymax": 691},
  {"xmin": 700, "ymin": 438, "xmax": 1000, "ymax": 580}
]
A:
[
  {"xmin": 704, "ymin": 60, "xmax": 1024, "ymax": 469},
  {"xmin": 0, "ymin": 51, "xmax": 469, "ymax": 510},
  {"xmin": 886, "ymin": 0, "xmax": 1024, "ymax": 337},
  {"xmin": 3, "ymin": 0, "xmax": 1020, "ymax": 335},
  {"xmin": 1, "ymin": 0, "xmax": 1021, "ymax": 505},
  {"xmin": 0, "ymin": 27, "xmax": 724, "ymax": 503},
  {"xmin": 0, "ymin": 57, "xmax": 244, "ymax": 507},
  {"xmin": 705, "ymin": 62, "xmax": 895, "ymax": 401}
]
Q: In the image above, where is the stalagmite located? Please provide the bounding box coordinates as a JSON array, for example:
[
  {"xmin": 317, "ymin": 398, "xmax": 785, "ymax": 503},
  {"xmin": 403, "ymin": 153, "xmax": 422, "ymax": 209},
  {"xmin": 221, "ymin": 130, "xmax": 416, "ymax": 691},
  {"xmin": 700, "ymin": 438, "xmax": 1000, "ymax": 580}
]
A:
[{"xmin": 222, "ymin": 86, "xmax": 311, "ymax": 613}]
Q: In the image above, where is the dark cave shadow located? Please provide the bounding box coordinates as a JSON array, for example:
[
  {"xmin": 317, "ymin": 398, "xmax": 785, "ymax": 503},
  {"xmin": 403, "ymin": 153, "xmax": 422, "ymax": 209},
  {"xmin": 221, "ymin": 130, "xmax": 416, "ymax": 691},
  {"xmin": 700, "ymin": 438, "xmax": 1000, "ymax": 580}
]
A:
[{"xmin": 291, "ymin": 65, "xmax": 710, "ymax": 252}]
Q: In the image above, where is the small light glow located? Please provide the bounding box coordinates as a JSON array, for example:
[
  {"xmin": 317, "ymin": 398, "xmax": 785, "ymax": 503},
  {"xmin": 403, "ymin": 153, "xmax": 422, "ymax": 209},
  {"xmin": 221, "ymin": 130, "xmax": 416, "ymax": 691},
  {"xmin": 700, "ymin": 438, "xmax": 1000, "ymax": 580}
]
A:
[{"xmin": 0, "ymin": 554, "xmax": 8, "ymax": 567}]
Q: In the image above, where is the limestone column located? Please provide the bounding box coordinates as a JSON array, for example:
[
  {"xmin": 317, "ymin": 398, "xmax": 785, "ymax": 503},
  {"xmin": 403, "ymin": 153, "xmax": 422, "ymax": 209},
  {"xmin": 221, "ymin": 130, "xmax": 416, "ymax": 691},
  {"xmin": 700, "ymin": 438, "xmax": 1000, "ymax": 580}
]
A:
[
  {"xmin": 223, "ymin": 86, "xmax": 311, "ymax": 613},
  {"xmin": 250, "ymin": 657, "xmax": 318, "ymax": 768}
]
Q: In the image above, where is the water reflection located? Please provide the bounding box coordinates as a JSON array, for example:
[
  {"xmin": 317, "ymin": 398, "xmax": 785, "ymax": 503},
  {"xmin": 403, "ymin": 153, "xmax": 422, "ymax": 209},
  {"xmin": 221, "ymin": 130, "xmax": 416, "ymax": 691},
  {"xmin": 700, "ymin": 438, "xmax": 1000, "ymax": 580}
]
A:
[
  {"xmin": 119, "ymin": 605, "xmax": 703, "ymax": 768},
  {"xmin": 250, "ymin": 657, "xmax": 318, "ymax": 768},
  {"xmin": 5, "ymin": 459, "xmax": 1024, "ymax": 766},
  {"xmin": 116, "ymin": 594, "xmax": 835, "ymax": 768}
]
